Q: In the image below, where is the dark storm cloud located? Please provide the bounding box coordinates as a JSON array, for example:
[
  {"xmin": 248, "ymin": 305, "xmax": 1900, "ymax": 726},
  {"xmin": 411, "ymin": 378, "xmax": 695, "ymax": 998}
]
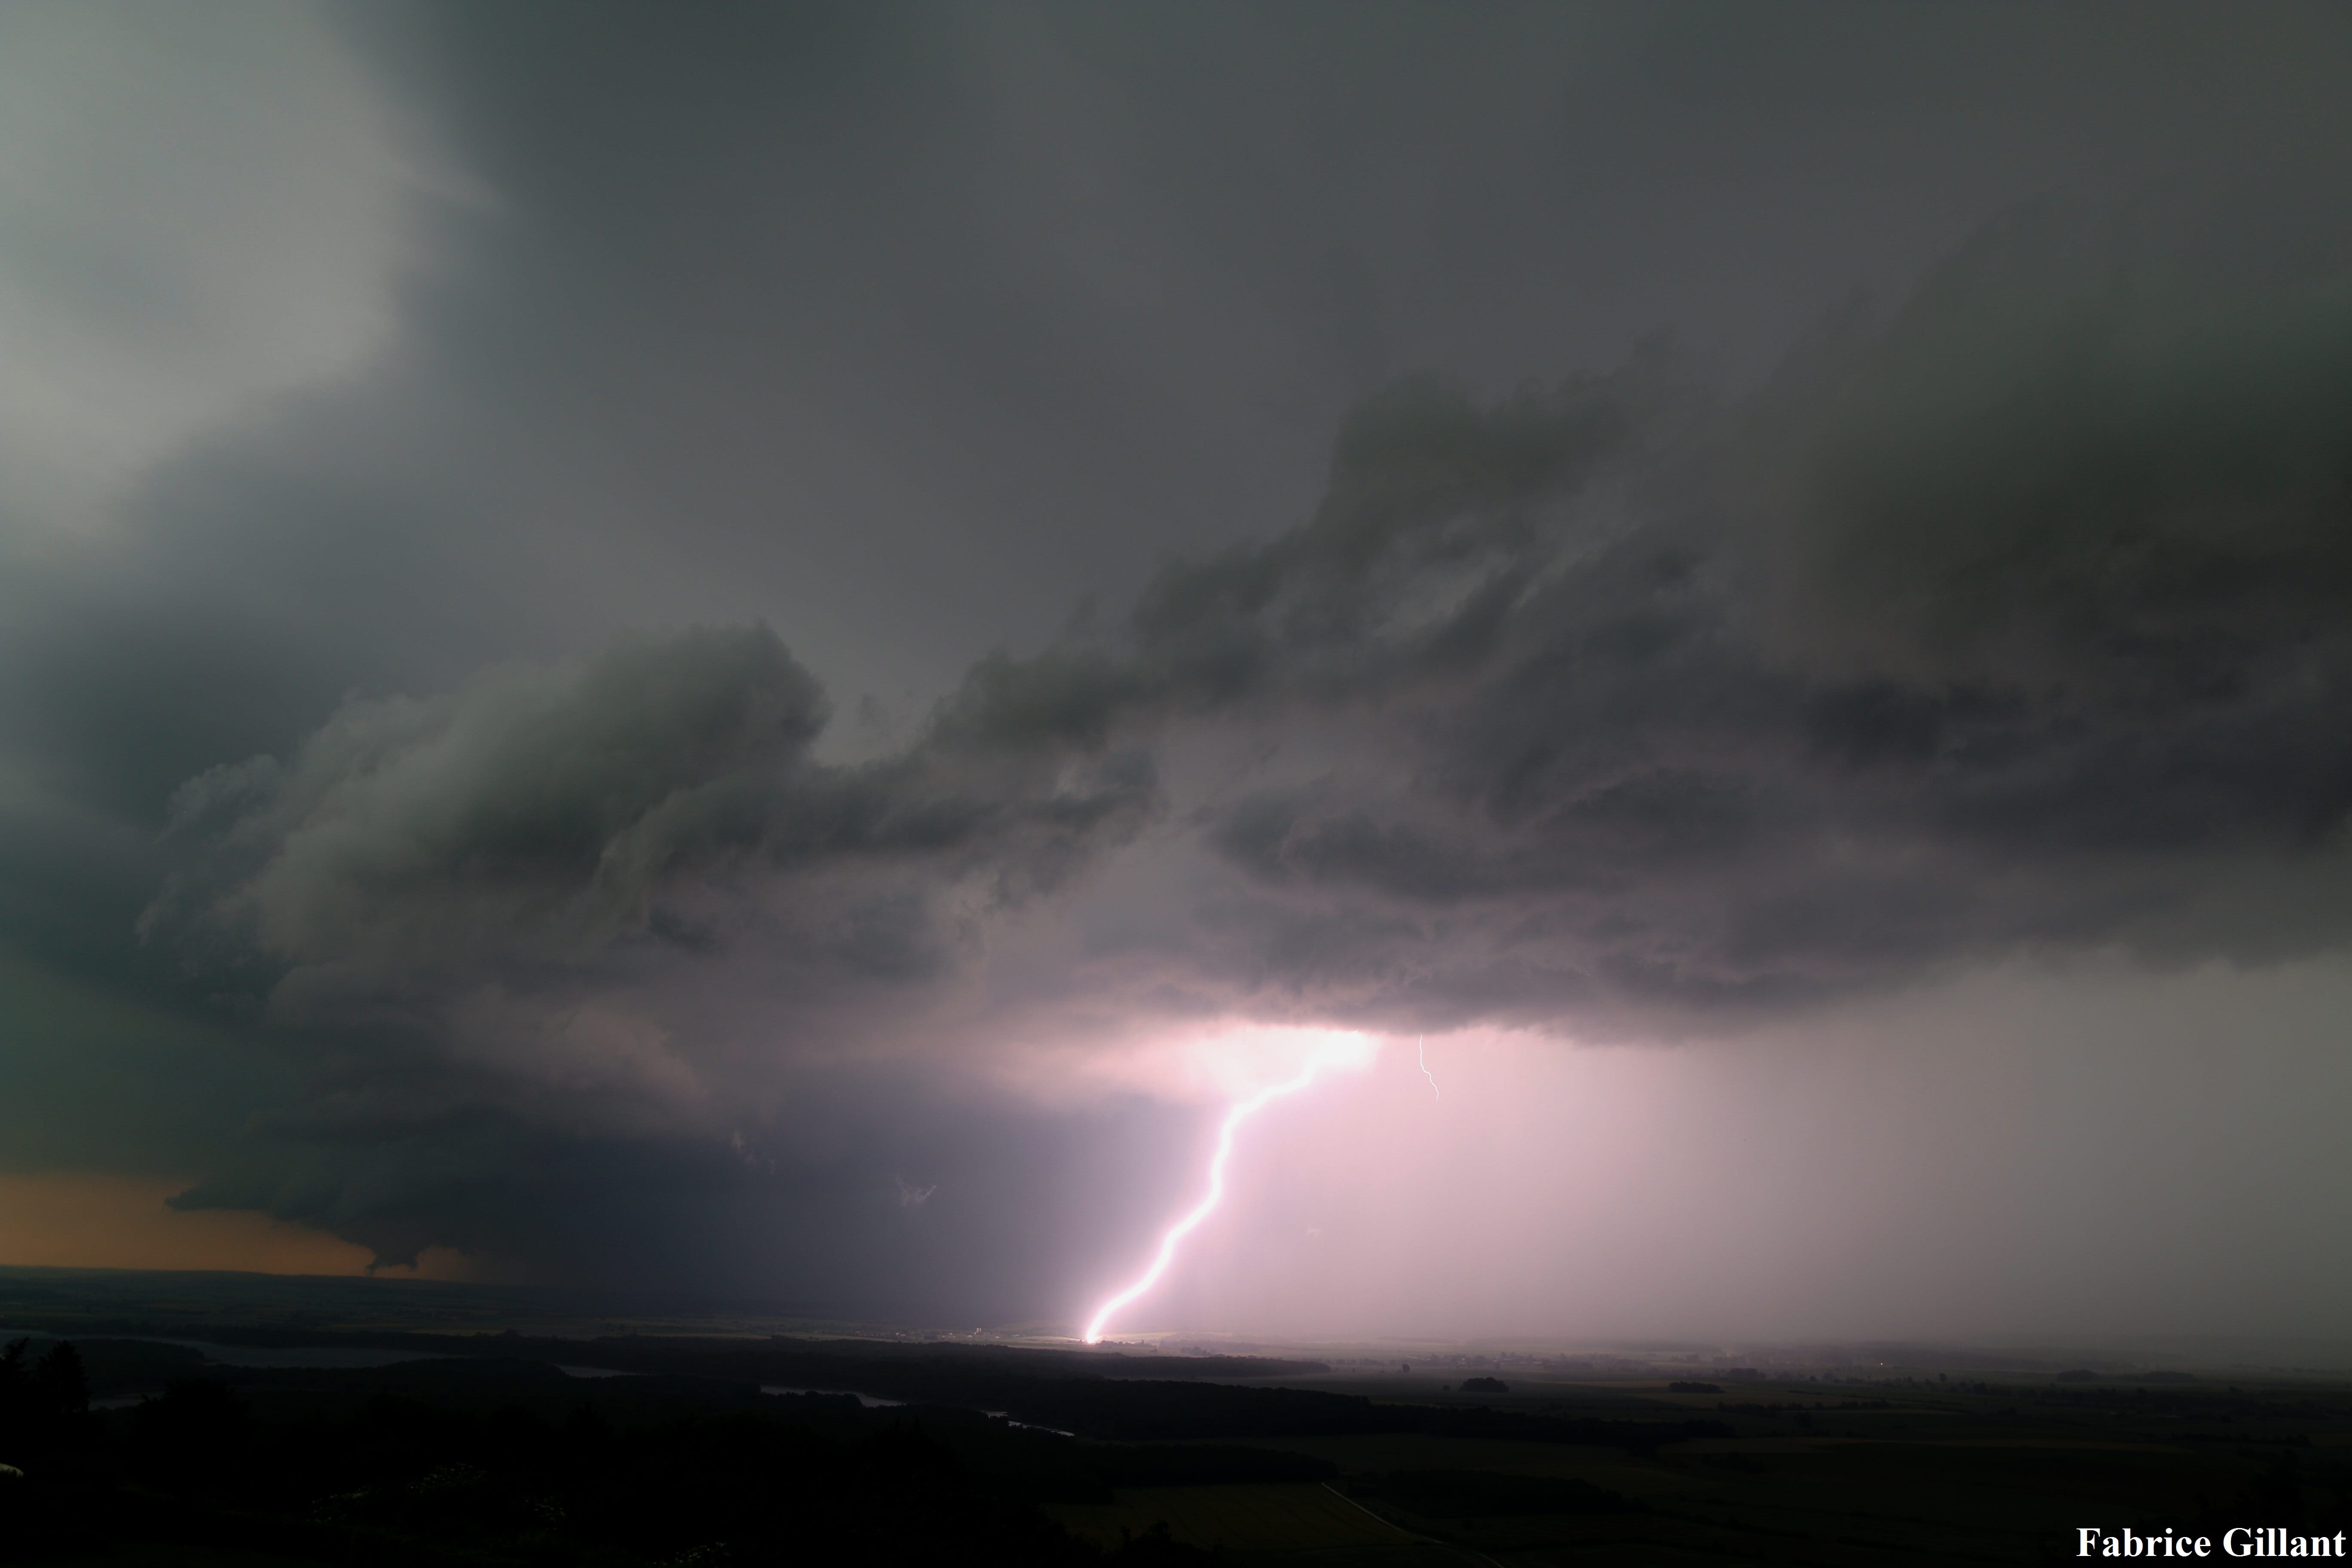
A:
[
  {"xmin": 149, "ymin": 625, "xmax": 1149, "ymax": 977},
  {"xmin": 10, "ymin": 2, "xmax": 2352, "ymax": 1306},
  {"xmin": 930, "ymin": 206, "xmax": 2352, "ymax": 1030},
  {"xmin": 134, "ymin": 626, "xmax": 1155, "ymax": 1268},
  {"xmin": 140, "ymin": 200, "xmax": 2352, "ymax": 1280},
  {"xmin": 1194, "ymin": 233, "xmax": 2352, "ymax": 1025}
]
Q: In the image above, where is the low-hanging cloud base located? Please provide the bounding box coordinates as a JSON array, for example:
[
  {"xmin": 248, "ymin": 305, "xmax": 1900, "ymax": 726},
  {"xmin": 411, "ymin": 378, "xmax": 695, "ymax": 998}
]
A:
[{"xmin": 112, "ymin": 203, "xmax": 2352, "ymax": 1326}]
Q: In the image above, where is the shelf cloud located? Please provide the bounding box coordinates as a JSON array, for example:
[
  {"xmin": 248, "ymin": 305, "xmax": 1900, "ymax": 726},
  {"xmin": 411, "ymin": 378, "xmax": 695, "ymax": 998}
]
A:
[{"xmin": 5, "ymin": 2, "xmax": 2351, "ymax": 1332}]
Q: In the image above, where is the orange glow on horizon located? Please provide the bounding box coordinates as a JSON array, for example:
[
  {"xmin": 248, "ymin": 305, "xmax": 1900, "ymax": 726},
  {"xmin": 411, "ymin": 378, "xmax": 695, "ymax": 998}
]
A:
[{"xmin": 0, "ymin": 1172, "xmax": 481, "ymax": 1280}]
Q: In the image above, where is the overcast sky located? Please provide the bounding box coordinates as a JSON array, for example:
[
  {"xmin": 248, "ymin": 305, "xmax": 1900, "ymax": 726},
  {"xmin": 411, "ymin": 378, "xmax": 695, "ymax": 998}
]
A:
[{"xmin": 3, "ymin": 0, "xmax": 2351, "ymax": 1344}]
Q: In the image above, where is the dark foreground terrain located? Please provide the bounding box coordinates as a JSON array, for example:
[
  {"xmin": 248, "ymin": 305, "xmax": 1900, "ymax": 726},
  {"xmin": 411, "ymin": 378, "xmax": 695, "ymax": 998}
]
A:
[{"xmin": 0, "ymin": 1317, "xmax": 2347, "ymax": 1564}]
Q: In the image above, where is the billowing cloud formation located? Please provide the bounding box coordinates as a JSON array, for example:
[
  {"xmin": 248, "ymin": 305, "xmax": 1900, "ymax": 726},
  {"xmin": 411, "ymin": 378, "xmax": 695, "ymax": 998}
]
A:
[
  {"xmin": 156, "ymin": 626, "xmax": 1149, "ymax": 979},
  {"xmin": 10, "ymin": 4, "xmax": 2352, "ymax": 1323},
  {"xmin": 935, "ymin": 212, "xmax": 2352, "ymax": 1032},
  {"xmin": 138, "ymin": 626, "xmax": 1156, "ymax": 1267},
  {"xmin": 135, "ymin": 205, "xmax": 2352, "ymax": 1281}
]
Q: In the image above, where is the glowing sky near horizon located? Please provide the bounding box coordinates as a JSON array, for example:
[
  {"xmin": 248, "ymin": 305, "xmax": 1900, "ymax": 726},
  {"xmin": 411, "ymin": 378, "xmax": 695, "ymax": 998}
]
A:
[
  {"xmin": 1017, "ymin": 965, "xmax": 2352, "ymax": 1345},
  {"xmin": 1081, "ymin": 1031, "xmax": 1376, "ymax": 1343}
]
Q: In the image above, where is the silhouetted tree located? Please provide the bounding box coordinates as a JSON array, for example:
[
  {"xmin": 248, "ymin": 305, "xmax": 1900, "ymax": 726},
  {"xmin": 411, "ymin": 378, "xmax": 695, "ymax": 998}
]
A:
[
  {"xmin": 0, "ymin": 1338, "xmax": 30, "ymax": 1466},
  {"xmin": 32, "ymin": 1343, "xmax": 86, "ymax": 1420},
  {"xmin": 133, "ymin": 1378, "xmax": 255, "ymax": 1491},
  {"xmin": 0, "ymin": 1339, "xmax": 93, "ymax": 1471}
]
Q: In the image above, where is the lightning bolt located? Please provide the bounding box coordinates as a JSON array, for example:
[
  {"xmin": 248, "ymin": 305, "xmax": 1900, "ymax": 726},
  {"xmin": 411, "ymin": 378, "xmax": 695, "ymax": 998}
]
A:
[
  {"xmin": 1418, "ymin": 1035, "xmax": 1439, "ymax": 1099},
  {"xmin": 1081, "ymin": 1041, "xmax": 1358, "ymax": 1345}
]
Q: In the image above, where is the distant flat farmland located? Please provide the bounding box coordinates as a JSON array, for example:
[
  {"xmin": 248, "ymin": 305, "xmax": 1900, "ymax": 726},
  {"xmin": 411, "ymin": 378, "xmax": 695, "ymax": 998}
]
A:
[{"xmin": 1045, "ymin": 1482, "xmax": 1421, "ymax": 1552}]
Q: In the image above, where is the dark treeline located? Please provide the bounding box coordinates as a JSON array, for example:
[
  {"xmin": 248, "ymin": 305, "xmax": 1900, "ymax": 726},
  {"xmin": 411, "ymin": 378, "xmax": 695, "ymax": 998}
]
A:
[{"xmin": 0, "ymin": 1336, "xmax": 91, "ymax": 1461}]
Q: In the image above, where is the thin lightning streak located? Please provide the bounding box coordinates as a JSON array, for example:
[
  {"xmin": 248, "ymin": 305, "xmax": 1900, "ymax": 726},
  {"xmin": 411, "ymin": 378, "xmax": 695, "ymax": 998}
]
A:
[
  {"xmin": 1418, "ymin": 1035, "xmax": 1439, "ymax": 1099},
  {"xmin": 1081, "ymin": 1044, "xmax": 1353, "ymax": 1345}
]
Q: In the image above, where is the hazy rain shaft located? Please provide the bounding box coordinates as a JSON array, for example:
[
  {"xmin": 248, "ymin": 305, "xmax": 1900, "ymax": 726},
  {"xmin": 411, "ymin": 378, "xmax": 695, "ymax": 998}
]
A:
[{"xmin": 2, "ymin": 0, "xmax": 2350, "ymax": 1344}]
